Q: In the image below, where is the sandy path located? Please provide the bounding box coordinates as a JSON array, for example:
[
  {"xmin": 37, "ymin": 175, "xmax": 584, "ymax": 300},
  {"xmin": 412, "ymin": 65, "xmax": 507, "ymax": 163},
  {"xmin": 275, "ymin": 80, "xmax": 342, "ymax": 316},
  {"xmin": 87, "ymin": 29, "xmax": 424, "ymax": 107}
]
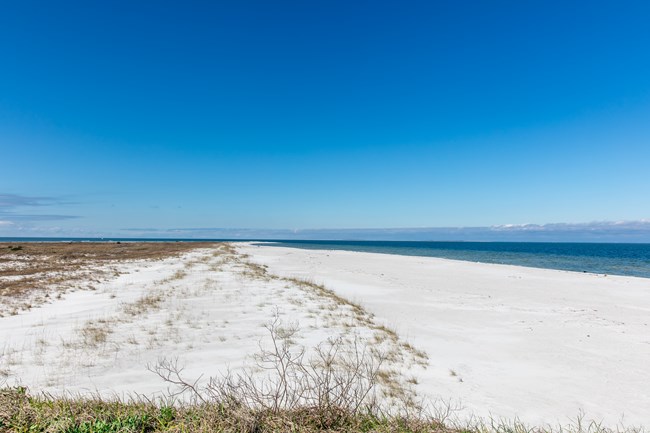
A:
[{"xmin": 239, "ymin": 243, "xmax": 650, "ymax": 427}]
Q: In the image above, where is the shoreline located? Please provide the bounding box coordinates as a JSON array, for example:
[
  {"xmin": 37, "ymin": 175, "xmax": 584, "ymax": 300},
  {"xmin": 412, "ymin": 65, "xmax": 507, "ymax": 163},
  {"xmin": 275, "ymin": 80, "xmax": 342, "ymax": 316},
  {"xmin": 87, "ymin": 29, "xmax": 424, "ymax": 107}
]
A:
[
  {"xmin": 251, "ymin": 241, "xmax": 650, "ymax": 283},
  {"xmin": 252, "ymin": 240, "xmax": 650, "ymax": 279},
  {"xmin": 2, "ymin": 238, "xmax": 650, "ymax": 278}
]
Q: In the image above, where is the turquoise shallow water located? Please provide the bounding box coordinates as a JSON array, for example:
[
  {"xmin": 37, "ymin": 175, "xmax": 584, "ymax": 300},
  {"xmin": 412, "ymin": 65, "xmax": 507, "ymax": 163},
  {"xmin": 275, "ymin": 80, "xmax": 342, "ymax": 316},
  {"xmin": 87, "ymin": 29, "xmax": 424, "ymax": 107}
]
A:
[{"xmin": 263, "ymin": 240, "xmax": 650, "ymax": 279}]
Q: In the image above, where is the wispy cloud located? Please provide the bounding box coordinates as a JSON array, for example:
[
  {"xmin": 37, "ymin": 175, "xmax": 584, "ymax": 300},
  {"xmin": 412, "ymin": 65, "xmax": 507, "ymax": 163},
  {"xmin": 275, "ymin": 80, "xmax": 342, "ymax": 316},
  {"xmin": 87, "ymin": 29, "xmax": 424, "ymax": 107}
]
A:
[
  {"xmin": 0, "ymin": 193, "xmax": 80, "ymax": 222},
  {"xmin": 119, "ymin": 220, "xmax": 650, "ymax": 242},
  {"xmin": 0, "ymin": 193, "xmax": 59, "ymax": 208},
  {"xmin": 490, "ymin": 220, "xmax": 650, "ymax": 234},
  {"xmin": 0, "ymin": 214, "xmax": 79, "ymax": 221}
]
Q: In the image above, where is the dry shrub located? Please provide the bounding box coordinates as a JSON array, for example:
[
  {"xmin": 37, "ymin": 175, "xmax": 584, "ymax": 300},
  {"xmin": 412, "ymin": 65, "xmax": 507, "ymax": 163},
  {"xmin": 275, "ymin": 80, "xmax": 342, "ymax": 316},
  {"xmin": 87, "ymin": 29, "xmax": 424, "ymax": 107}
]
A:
[{"xmin": 149, "ymin": 315, "xmax": 393, "ymax": 429}]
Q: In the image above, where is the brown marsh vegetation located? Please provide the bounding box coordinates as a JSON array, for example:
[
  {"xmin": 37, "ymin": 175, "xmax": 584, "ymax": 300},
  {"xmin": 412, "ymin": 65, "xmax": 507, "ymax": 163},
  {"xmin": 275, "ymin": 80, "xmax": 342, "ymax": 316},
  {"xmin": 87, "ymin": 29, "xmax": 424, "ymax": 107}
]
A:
[{"xmin": 0, "ymin": 241, "xmax": 219, "ymax": 315}]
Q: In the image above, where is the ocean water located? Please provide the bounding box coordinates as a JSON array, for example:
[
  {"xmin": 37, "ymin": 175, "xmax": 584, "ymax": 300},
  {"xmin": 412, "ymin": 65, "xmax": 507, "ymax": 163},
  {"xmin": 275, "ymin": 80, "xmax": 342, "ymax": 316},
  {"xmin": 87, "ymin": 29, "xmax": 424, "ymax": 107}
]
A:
[{"xmin": 263, "ymin": 240, "xmax": 650, "ymax": 279}]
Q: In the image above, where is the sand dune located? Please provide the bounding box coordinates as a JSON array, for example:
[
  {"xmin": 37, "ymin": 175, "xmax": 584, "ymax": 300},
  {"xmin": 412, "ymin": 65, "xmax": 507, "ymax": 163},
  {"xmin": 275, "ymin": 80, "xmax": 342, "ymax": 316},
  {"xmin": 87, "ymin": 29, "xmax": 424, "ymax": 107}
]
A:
[{"xmin": 0, "ymin": 244, "xmax": 421, "ymax": 406}]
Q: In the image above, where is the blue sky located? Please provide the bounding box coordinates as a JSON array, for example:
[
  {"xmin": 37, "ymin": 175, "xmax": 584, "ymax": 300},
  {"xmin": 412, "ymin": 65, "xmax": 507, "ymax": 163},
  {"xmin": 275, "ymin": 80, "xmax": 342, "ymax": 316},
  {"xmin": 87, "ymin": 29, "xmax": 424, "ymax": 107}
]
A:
[{"xmin": 1, "ymin": 1, "xmax": 650, "ymax": 240}]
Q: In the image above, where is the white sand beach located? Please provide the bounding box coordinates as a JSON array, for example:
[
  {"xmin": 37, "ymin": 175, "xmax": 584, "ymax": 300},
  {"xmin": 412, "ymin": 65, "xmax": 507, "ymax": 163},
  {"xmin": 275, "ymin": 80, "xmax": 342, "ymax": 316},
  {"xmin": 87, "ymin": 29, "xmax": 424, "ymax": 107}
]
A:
[
  {"xmin": 240, "ymin": 243, "xmax": 650, "ymax": 426},
  {"xmin": 1, "ymin": 243, "xmax": 649, "ymax": 427}
]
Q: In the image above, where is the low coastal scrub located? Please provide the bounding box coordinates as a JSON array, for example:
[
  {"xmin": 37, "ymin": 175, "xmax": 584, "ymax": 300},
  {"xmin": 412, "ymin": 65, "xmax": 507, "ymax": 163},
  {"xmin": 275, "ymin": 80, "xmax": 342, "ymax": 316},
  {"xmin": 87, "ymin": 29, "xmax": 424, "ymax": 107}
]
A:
[
  {"xmin": 0, "ymin": 387, "xmax": 445, "ymax": 433},
  {"xmin": 1, "ymin": 387, "xmax": 640, "ymax": 433}
]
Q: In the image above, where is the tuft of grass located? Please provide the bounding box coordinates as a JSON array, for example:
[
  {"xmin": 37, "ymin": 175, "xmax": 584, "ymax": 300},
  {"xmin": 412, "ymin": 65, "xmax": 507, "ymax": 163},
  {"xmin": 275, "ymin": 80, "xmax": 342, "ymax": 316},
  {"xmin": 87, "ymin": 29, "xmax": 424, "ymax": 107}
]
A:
[
  {"xmin": 171, "ymin": 269, "xmax": 187, "ymax": 280},
  {"xmin": 240, "ymin": 261, "xmax": 273, "ymax": 281},
  {"xmin": 406, "ymin": 376, "xmax": 419, "ymax": 385},
  {"xmin": 80, "ymin": 322, "xmax": 112, "ymax": 347},
  {"xmin": 123, "ymin": 291, "xmax": 165, "ymax": 316}
]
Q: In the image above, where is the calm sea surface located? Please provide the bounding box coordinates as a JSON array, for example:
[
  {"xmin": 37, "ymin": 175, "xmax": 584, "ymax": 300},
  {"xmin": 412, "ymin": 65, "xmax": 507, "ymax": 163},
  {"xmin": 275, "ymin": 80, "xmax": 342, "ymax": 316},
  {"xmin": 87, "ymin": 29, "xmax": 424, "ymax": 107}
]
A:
[
  {"xmin": 264, "ymin": 240, "xmax": 650, "ymax": 279},
  {"xmin": 2, "ymin": 238, "xmax": 650, "ymax": 279}
]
